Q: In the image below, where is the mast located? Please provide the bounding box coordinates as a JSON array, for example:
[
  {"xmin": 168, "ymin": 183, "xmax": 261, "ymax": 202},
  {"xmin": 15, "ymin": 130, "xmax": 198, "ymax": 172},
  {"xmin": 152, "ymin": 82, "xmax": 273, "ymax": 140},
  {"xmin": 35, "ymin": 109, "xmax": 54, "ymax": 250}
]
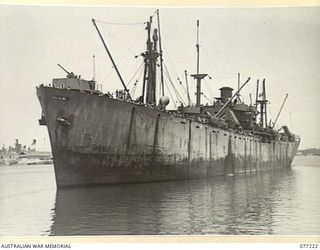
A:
[
  {"xmin": 263, "ymin": 79, "xmax": 268, "ymax": 128},
  {"xmin": 142, "ymin": 16, "xmax": 159, "ymax": 105},
  {"xmin": 249, "ymin": 93, "xmax": 254, "ymax": 128},
  {"xmin": 191, "ymin": 20, "xmax": 207, "ymax": 107},
  {"xmin": 141, "ymin": 19, "xmax": 151, "ymax": 103},
  {"xmin": 196, "ymin": 20, "xmax": 200, "ymax": 74},
  {"xmin": 256, "ymin": 78, "xmax": 268, "ymax": 128},
  {"xmin": 259, "ymin": 84, "xmax": 264, "ymax": 128},
  {"xmin": 237, "ymin": 73, "xmax": 241, "ymax": 102},
  {"xmin": 255, "ymin": 79, "xmax": 259, "ymax": 124},
  {"xmin": 92, "ymin": 19, "xmax": 128, "ymax": 92},
  {"xmin": 150, "ymin": 26, "xmax": 158, "ymax": 103},
  {"xmin": 141, "ymin": 53, "xmax": 148, "ymax": 102},
  {"xmin": 92, "ymin": 54, "xmax": 96, "ymax": 81},
  {"xmin": 157, "ymin": 10, "xmax": 165, "ymax": 97},
  {"xmin": 184, "ymin": 70, "xmax": 191, "ymax": 106}
]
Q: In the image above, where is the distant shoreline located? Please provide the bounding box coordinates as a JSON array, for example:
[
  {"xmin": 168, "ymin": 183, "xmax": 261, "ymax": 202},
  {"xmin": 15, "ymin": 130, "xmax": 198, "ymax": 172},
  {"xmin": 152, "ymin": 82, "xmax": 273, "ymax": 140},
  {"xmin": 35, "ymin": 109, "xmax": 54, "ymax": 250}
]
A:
[{"xmin": 297, "ymin": 148, "xmax": 320, "ymax": 156}]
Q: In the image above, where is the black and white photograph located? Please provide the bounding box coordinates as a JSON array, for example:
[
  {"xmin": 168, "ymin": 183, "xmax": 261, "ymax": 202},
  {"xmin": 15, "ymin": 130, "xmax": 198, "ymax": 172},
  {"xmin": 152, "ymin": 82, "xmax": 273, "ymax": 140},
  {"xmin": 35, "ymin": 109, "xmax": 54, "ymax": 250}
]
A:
[{"xmin": 0, "ymin": 2, "xmax": 319, "ymax": 241}]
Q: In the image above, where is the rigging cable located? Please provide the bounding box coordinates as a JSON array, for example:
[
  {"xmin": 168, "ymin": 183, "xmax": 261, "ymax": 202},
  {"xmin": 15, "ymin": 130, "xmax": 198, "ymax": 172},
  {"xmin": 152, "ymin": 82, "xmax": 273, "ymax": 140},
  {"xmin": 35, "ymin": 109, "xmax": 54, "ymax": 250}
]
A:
[
  {"xmin": 177, "ymin": 76, "xmax": 188, "ymax": 96},
  {"xmin": 203, "ymin": 78, "xmax": 215, "ymax": 100},
  {"xmin": 164, "ymin": 63, "xmax": 186, "ymax": 105},
  {"xmin": 99, "ymin": 27, "xmax": 145, "ymax": 85},
  {"xmin": 95, "ymin": 19, "xmax": 146, "ymax": 26},
  {"xmin": 162, "ymin": 42, "xmax": 185, "ymax": 95},
  {"xmin": 158, "ymin": 28, "xmax": 190, "ymax": 105},
  {"xmin": 267, "ymin": 102, "xmax": 276, "ymax": 128},
  {"xmin": 203, "ymin": 94, "xmax": 211, "ymax": 103},
  {"xmin": 127, "ymin": 61, "xmax": 144, "ymax": 87},
  {"xmin": 102, "ymin": 29, "xmax": 144, "ymax": 55},
  {"xmin": 163, "ymin": 80, "xmax": 177, "ymax": 109},
  {"xmin": 162, "ymin": 43, "xmax": 180, "ymax": 79}
]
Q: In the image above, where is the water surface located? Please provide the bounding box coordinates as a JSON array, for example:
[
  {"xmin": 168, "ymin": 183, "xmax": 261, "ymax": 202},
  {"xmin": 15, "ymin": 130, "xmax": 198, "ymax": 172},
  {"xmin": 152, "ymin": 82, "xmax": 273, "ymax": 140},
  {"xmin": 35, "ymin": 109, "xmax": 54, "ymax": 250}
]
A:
[{"xmin": 0, "ymin": 155, "xmax": 319, "ymax": 236}]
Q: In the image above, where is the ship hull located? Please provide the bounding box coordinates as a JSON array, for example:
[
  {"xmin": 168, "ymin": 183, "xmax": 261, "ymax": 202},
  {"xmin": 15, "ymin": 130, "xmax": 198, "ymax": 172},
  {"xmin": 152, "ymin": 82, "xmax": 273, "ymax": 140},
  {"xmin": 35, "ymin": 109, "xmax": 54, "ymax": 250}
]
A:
[{"xmin": 37, "ymin": 86, "xmax": 300, "ymax": 188}]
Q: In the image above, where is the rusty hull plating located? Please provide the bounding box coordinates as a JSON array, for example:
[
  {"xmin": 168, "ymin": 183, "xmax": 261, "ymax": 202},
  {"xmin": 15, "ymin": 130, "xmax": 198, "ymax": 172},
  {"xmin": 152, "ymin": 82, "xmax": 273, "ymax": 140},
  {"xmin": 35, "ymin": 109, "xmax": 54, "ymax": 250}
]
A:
[{"xmin": 36, "ymin": 85, "xmax": 299, "ymax": 188}]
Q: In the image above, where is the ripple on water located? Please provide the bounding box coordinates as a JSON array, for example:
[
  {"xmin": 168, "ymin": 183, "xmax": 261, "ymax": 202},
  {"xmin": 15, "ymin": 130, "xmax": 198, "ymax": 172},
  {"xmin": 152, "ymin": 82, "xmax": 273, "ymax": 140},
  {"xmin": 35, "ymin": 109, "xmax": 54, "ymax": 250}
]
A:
[{"xmin": 0, "ymin": 156, "xmax": 320, "ymax": 236}]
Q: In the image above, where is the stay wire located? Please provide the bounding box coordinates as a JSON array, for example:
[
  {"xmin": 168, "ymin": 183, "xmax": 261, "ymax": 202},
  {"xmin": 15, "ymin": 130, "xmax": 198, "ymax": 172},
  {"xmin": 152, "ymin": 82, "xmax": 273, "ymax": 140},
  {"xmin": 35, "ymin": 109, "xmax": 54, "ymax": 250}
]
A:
[
  {"xmin": 104, "ymin": 28, "xmax": 145, "ymax": 57},
  {"xmin": 162, "ymin": 42, "xmax": 181, "ymax": 85},
  {"xmin": 99, "ymin": 27, "xmax": 145, "ymax": 85},
  {"xmin": 164, "ymin": 68, "xmax": 181, "ymax": 104},
  {"xmin": 164, "ymin": 80, "xmax": 177, "ymax": 109},
  {"xmin": 164, "ymin": 64, "xmax": 186, "ymax": 105},
  {"xmin": 95, "ymin": 19, "xmax": 146, "ymax": 26},
  {"xmin": 127, "ymin": 61, "xmax": 144, "ymax": 88},
  {"xmin": 179, "ymin": 78, "xmax": 189, "ymax": 98},
  {"xmin": 203, "ymin": 78, "xmax": 215, "ymax": 99}
]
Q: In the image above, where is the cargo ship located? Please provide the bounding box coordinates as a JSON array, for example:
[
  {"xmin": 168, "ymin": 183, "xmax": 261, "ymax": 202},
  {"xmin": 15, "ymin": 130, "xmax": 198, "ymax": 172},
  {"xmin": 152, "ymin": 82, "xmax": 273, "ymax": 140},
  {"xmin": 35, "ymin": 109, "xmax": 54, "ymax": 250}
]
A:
[{"xmin": 36, "ymin": 11, "xmax": 300, "ymax": 188}]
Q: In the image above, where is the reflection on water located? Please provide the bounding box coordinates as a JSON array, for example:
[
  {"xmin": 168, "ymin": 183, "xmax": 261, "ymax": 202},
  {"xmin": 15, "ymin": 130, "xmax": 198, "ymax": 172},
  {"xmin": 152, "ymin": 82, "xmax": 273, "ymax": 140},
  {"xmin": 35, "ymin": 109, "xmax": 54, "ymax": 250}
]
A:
[
  {"xmin": 1, "ymin": 156, "xmax": 319, "ymax": 236},
  {"xmin": 50, "ymin": 164, "xmax": 318, "ymax": 235}
]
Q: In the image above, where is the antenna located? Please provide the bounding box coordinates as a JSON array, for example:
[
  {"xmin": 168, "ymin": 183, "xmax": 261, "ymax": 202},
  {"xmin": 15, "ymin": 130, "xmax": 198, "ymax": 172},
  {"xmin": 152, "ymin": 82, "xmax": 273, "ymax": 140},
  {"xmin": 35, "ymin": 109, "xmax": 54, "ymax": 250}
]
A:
[
  {"xmin": 196, "ymin": 20, "xmax": 200, "ymax": 74},
  {"xmin": 191, "ymin": 20, "xmax": 208, "ymax": 107}
]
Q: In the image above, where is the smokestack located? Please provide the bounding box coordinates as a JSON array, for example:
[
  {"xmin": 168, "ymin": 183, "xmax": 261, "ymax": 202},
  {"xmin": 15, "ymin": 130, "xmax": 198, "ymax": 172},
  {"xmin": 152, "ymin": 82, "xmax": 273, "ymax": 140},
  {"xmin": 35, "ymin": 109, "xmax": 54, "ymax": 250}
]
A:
[{"xmin": 219, "ymin": 87, "xmax": 233, "ymax": 103}]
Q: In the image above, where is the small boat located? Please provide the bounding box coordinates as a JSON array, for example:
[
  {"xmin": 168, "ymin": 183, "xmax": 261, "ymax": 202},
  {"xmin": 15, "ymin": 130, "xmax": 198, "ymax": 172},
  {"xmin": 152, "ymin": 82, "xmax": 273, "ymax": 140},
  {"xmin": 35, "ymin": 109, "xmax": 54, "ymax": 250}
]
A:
[
  {"xmin": 7, "ymin": 160, "xmax": 18, "ymax": 166},
  {"xmin": 27, "ymin": 160, "xmax": 53, "ymax": 165}
]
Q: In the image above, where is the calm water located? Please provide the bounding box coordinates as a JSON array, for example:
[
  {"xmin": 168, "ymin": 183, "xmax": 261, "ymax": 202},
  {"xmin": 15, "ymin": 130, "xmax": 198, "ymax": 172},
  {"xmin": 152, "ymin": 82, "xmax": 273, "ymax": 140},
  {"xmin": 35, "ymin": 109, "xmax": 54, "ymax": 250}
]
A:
[{"xmin": 0, "ymin": 155, "xmax": 319, "ymax": 236}]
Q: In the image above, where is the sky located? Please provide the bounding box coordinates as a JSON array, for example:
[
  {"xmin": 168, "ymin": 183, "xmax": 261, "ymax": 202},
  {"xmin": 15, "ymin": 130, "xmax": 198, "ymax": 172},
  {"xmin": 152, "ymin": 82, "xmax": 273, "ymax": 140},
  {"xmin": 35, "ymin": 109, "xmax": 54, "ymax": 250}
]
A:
[{"xmin": 0, "ymin": 5, "xmax": 319, "ymax": 150}]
